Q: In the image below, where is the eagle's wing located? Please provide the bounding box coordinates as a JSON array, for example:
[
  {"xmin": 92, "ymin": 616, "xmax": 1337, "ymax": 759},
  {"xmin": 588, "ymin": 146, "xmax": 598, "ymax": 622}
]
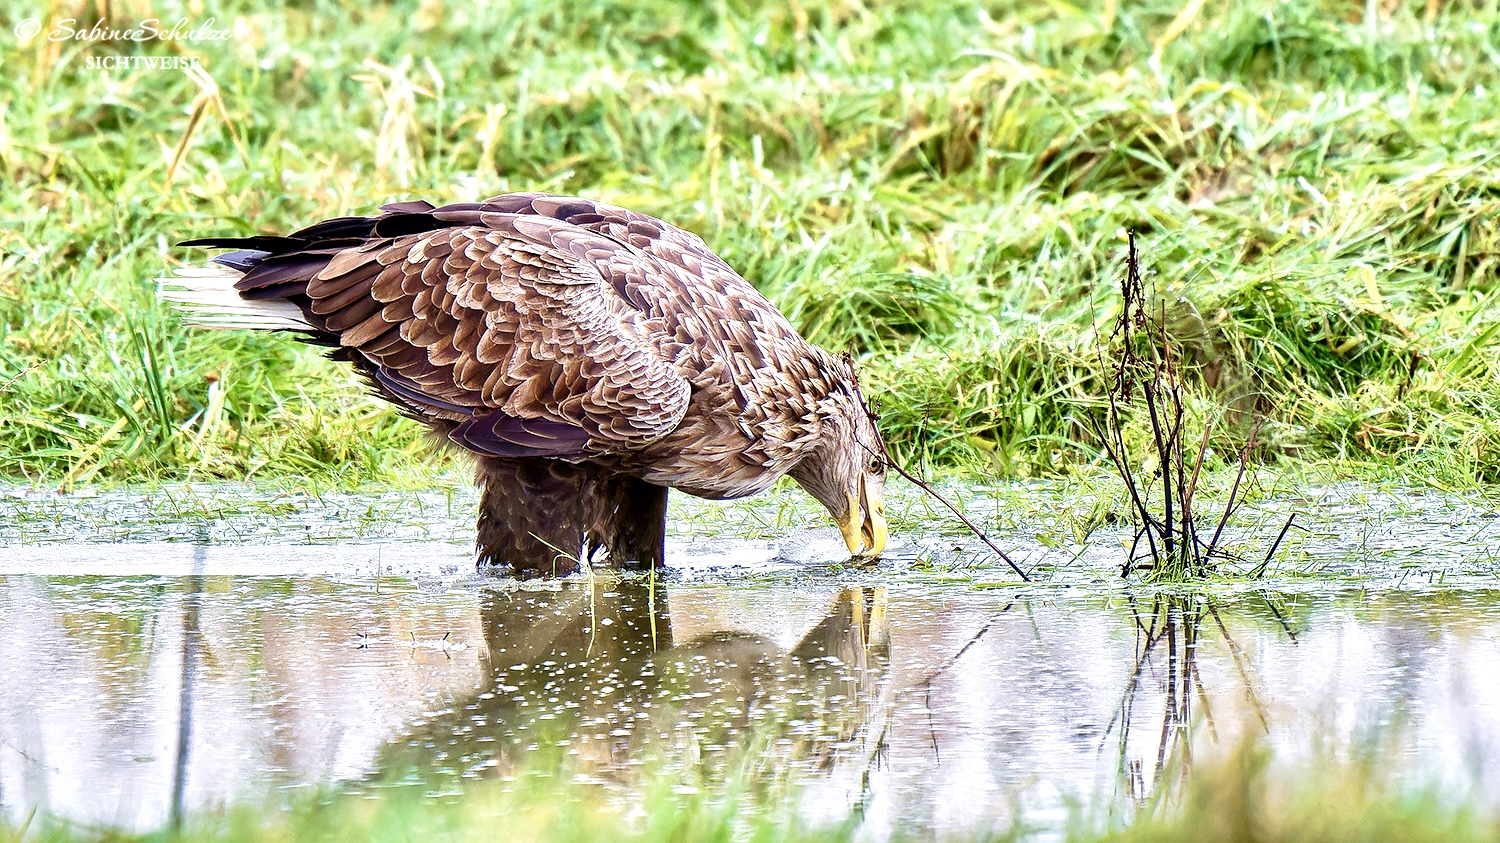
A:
[
  {"xmin": 234, "ymin": 210, "xmax": 693, "ymax": 460},
  {"xmin": 480, "ymin": 193, "xmax": 747, "ymax": 287},
  {"xmin": 473, "ymin": 194, "xmax": 816, "ymax": 409}
]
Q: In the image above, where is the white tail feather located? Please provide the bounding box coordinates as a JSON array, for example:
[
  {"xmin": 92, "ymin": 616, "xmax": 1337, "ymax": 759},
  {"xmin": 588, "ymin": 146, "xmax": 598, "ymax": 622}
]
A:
[{"xmin": 156, "ymin": 265, "xmax": 312, "ymax": 331}]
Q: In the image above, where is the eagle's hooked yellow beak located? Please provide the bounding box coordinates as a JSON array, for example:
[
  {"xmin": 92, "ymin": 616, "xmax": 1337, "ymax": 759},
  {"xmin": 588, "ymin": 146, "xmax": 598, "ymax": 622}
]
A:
[{"xmin": 837, "ymin": 472, "xmax": 888, "ymax": 557}]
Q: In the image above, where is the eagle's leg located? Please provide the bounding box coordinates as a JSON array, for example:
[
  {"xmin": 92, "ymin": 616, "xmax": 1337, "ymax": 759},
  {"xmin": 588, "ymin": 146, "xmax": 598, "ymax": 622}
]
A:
[
  {"xmin": 585, "ymin": 473, "xmax": 668, "ymax": 572},
  {"xmin": 475, "ymin": 458, "xmax": 667, "ymax": 577},
  {"xmin": 475, "ymin": 459, "xmax": 589, "ymax": 577}
]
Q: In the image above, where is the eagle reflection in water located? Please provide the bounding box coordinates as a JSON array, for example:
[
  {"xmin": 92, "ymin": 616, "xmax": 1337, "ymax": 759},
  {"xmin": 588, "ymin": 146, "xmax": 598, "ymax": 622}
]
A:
[{"xmin": 377, "ymin": 581, "xmax": 891, "ymax": 783}]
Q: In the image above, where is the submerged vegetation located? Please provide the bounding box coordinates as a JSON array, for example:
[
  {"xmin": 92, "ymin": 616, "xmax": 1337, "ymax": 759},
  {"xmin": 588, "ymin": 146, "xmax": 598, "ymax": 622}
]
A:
[{"xmin": 1, "ymin": 0, "xmax": 1498, "ymax": 486}]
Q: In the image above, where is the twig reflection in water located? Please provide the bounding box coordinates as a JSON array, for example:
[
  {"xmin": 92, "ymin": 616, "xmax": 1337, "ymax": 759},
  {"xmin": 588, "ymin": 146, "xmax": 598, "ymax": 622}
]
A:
[
  {"xmin": 170, "ymin": 540, "xmax": 207, "ymax": 832},
  {"xmin": 1109, "ymin": 593, "xmax": 1278, "ymax": 805},
  {"xmin": 378, "ymin": 580, "xmax": 892, "ymax": 787}
]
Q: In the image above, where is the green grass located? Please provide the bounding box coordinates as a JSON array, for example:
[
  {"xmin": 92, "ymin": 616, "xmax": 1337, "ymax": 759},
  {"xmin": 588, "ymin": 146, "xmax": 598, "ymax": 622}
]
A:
[
  {"xmin": 8, "ymin": 738, "xmax": 1495, "ymax": 842},
  {"xmin": 2, "ymin": 0, "xmax": 1499, "ymax": 486}
]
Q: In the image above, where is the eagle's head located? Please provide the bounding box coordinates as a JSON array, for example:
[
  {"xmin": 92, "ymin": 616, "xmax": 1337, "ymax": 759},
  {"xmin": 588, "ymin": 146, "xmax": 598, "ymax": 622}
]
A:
[{"xmin": 788, "ymin": 364, "xmax": 890, "ymax": 558}]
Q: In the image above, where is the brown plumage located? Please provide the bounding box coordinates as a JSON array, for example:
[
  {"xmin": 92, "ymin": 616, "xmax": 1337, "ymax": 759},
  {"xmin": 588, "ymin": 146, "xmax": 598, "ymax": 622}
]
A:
[{"xmin": 160, "ymin": 193, "xmax": 889, "ymax": 575}]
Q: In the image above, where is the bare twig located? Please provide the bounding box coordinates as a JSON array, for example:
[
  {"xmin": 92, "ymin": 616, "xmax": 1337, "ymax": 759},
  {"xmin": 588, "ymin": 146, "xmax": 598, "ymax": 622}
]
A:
[
  {"xmin": 1100, "ymin": 234, "xmax": 1294, "ymax": 580},
  {"xmin": 847, "ymin": 357, "xmax": 1030, "ymax": 581},
  {"xmin": 882, "ymin": 455, "xmax": 1030, "ymax": 581},
  {"xmin": 1204, "ymin": 420, "xmax": 1260, "ymax": 561},
  {"xmin": 1249, "ymin": 513, "xmax": 1297, "ymax": 578},
  {"xmin": 0, "ymin": 361, "xmax": 38, "ymax": 394}
]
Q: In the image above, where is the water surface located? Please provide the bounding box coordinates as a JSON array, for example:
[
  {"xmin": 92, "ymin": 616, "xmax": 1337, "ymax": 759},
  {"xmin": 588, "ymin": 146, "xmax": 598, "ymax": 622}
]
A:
[{"xmin": 2, "ymin": 484, "xmax": 1499, "ymax": 836}]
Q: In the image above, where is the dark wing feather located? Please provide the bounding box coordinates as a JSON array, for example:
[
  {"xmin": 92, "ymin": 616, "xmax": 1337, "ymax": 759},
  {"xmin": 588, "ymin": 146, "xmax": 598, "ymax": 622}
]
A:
[
  {"xmin": 474, "ymin": 195, "xmax": 773, "ymax": 393},
  {"xmin": 453, "ymin": 412, "xmax": 593, "ymax": 458},
  {"xmin": 494, "ymin": 193, "xmax": 745, "ymax": 286},
  {"xmin": 373, "ymin": 368, "xmax": 474, "ymax": 415},
  {"xmin": 209, "ymin": 249, "xmax": 273, "ymax": 272},
  {"xmin": 380, "ymin": 199, "xmax": 437, "ymax": 214},
  {"xmin": 181, "ymin": 235, "xmax": 307, "ymax": 252}
]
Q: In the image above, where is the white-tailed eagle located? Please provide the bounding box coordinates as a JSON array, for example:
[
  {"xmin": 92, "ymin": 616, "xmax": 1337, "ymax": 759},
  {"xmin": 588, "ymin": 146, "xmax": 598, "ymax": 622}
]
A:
[{"xmin": 159, "ymin": 193, "xmax": 888, "ymax": 575}]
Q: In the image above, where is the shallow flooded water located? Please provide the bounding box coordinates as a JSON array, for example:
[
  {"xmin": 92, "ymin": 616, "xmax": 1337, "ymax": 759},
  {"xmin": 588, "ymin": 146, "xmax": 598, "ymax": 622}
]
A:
[{"xmin": 2, "ymin": 483, "xmax": 1500, "ymax": 836}]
